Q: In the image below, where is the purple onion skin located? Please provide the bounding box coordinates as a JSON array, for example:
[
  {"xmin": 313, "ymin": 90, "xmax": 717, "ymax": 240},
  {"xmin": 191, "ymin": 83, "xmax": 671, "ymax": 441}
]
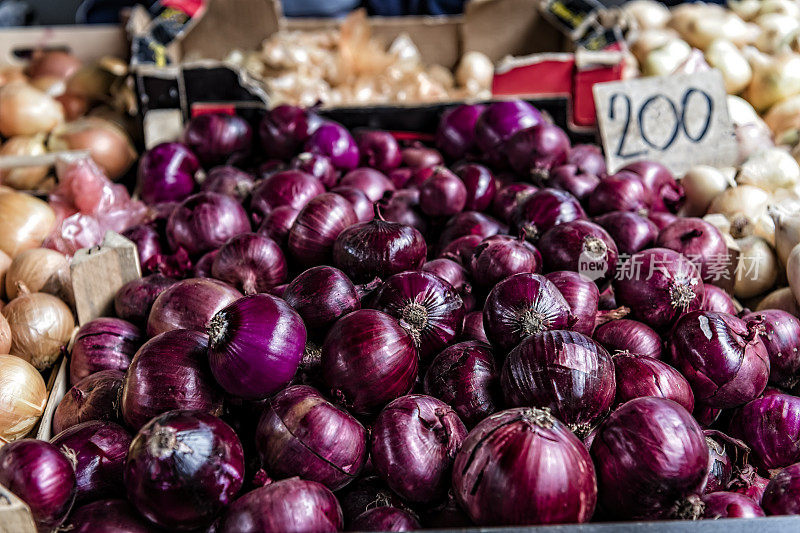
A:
[
  {"xmin": 70, "ymin": 318, "xmax": 142, "ymax": 385},
  {"xmin": 305, "ymin": 122, "xmax": 360, "ymax": 170},
  {"xmin": 622, "ymin": 160, "xmax": 684, "ymax": 213},
  {"xmin": 333, "ymin": 214, "xmax": 426, "ymax": 283},
  {"xmin": 492, "ymin": 182, "xmax": 538, "ymax": 224},
  {"xmin": 539, "ymin": 219, "xmax": 619, "ymax": 286},
  {"xmin": 702, "ymin": 284, "xmax": 738, "ymax": 314},
  {"xmin": 218, "ymin": 478, "xmax": 343, "ymax": 533},
  {"xmin": 613, "ymin": 248, "xmax": 704, "ymax": 330},
  {"xmin": 283, "ymin": 266, "xmax": 360, "ymax": 332},
  {"xmin": 419, "ymin": 167, "xmax": 468, "ymax": 217},
  {"xmin": 650, "ymin": 211, "xmax": 679, "ymax": 230},
  {"xmin": 470, "ymin": 235, "xmax": 541, "ymax": 290},
  {"xmin": 612, "ymin": 352, "xmax": 694, "ymax": 412},
  {"xmin": 567, "ymin": 144, "xmax": 606, "ymax": 176},
  {"xmin": 548, "ymin": 164, "xmax": 600, "ymax": 202},
  {"xmin": 166, "ymin": 192, "xmax": 251, "ymax": 256},
  {"xmin": 593, "ymin": 211, "xmax": 658, "ymax": 255},
  {"xmin": 461, "ymin": 311, "xmax": 489, "ymax": 344},
  {"xmin": 763, "ymin": 463, "xmax": 800, "ymax": 515},
  {"xmin": 512, "ymin": 188, "xmax": 586, "ymax": 242},
  {"xmin": 211, "ymin": 233, "xmax": 287, "ymax": 295},
  {"xmin": 381, "ymin": 189, "xmax": 426, "ymax": 233},
  {"xmin": 115, "ymin": 274, "xmax": 177, "ymax": 326},
  {"xmin": 193, "ymin": 249, "xmax": 218, "ymax": 277},
  {"xmin": 704, "ymin": 431, "xmax": 734, "ymax": 494},
  {"xmin": 593, "ymin": 319, "xmax": 663, "ymax": 359},
  {"xmin": 66, "ymin": 499, "xmax": 153, "ymax": 533},
  {"xmin": 137, "ymin": 142, "xmax": 198, "ymax": 205},
  {"xmin": 51, "ymin": 421, "xmax": 131, "ymax": 504},
  {"xmin": 356, "ymin": 130, "xmax": 401, "ymax": 173},
  {"xmin": 545, "ymin": 271, "xmax": 599, "ymax": 336},
  {"xmin": 483, "ymin": 273, "xmax": 574, "ymax": 353},
  {"xmin": 255, "ymin": 385, "xmax": 367, "ymax": 490},
  {"xmin": 0, "ymin": 439, "xmax": 77, "ymax": 532},
  {"xmin": 436, "ymin": 103, "xmax": 485, "ymax": 160},
  {"xmin": 321, "ymin": 309, "xmax": 418, "ymax": 415},
  {"xmin": 202, "ymin": 166, "xmax": 255, "ymax": 201},
  {"xmin": 250, "ymin": 170, "xmax": 325, "ymax": 224},
  {"xmin": 503, "ymin": 123, "xmax": 570, "ymax": 177},
  {"xmin": 669, "ymin": 311, "xmax": 769, "ymax": 409},
  {"xmin": 337, "ymin": 475, "xmax": 406, "ymax": 525},
  {"xmin": 424, "ymin": 341, "xmax": 500, "ymax": 428},
  {"xmin": 121, "ymin": 330, "xmax": 224, "ymax": 430},
  {"xmin": 182, "ymin": 113, "xmax": 252, "ymax": 166},
  {"xmin": 588, "ymin": 171, "xmax": 652, "ymax": 216},
  {"xmin": 440, "ymin": 234, "xmax": 483, "ymax": 266},
  {"xmin": 702, "ymin": 492, "xmax": 765, "ymax": 518},
  {"xmin": 371, "ymin": 395, "xmax": 467, "ymax": 502},
  {"xmin": 729, "ymin": 393, "xmax": 800, "ymax": 470},
  {"xmin": 259, "ymin": 104, "xmax": 322, "ymax": 160},
  {"xmin": 502, "ymin": 330, "xmax": 615, "ymax": 435},
  {"xmin": 256, "ymin": 206, "xmax": 298, "ymax": 247},
  {"xmin": 125, "ymin": 410, "xmax": 244, "ymax": 530},
  {"xmin": 146, "ymin": 278, "xmax": 241, "ymax": 337},
  {"xmin": 590, "ymin": 397, "xmax": 709, "ymax": 520},
  {"xmin": 730, "ymin": 465, "xmax": 770, "ymax": 504},
  {"xmin": 402, "ymin": 145, "xmax": 443, "ymax": 170},
  {"xmin": 656, "ymin": 218, "xmax": 728, "ymax": 284},
  {"xmin": 290, "ymin": 152, "xmax": 337, "ymax": 189},
  {"xmin": 122, "ymin": 224, "xmax": 162, "ymax": 272},
  {"xmin": 743, "ymin": 310, "xmax": 800, "ymax": 389},
  {"xmin": 373, "ymin": 271, "xmax": 465, "ymax": 360},
  {"xmin": 53, "ymin": 370, "xmax": 124, "ymax": 435},
  {"xmin": 422, "ymin": 258, "xmax": 468, "ymax": 292},
  {"xmin": 695, "ymin": 403, "xmax": 723, "ymax": 428},
  {"xmin": 288, "ymin": 192, "xmax": 359, "ymax": 267},
  {"xmin": 352, "ymin": 506, "xmax": 420, "ymax": 532},
  {"xmin": 209, "ymin": 294, "xmax": 306, "ymax": 399},
  {"xmin": 453, "ymin": 407, "xmax": 597, "ymax": 526},
  {"xmin": 475, "ymin": 100, "xmax": 543, "ymax": 155},
  {"xmin": 438, "ymin": 211, "xmax": 506, "ymax": 249},
  {"xmin": 454, "ymin": 163, "xmax": 496, "ymax": 212},
  {"xmin": 331, "ymin": 186, "xmax": 373, "ymax": 223},
  {"xmin": 339, "ymin": 168, "xmax": 395, "ymax": 203},
  {"xmin": 388, "ymin": 167, "xmax": 414, "ymax": 188}
]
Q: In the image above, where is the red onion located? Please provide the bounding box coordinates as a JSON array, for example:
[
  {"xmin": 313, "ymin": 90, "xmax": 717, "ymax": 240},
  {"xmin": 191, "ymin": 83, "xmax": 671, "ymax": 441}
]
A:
[
  {"xmin": 193, "ymin": 250, "xmax": 218, "ymax": 278},
  {"xmin": 201, "ymin": 166, "xmax": 255, "ymax": 201},
  {"xmin": 502, "ymin": 330, "xmax": 615, "ymax": 435},
  {"xmin": 330, "ymin": 186, "xmax": 373, "ymax": 222},
  {"xmin": 539, "ymin": 219, "xmax": 618, "ymax": 285},
  {"xmin": 121, "ymin": 330, "xmax": 224, "ymax": 429},
  {"xmin": 381, "ymin": 188, "xmax": 426, "ymax": 233},
  {"xmin": 438, "ymin": 211, "xmax": 506, "ymax": 249},
  {"xmin": 475, "ymin": 100, "xmax": 543, "ymax": 155},
  {"xmin": 305, "ymin": 122, "xmax": 359, "ymax": 170},
  {"xmin": 424, "ymin": 340, "xmax": 500, "ymax": 427},
  {"xmin": 283, "ymin": 266, "xmax": 360, "ymax": 332},
  {"xmin": 453, "ymin": 407, "xmax": 596, "ymax": 525},
  {"xmin": 454, "ymin": 163, "xmax": 496, "ymax": 212},
  {"xmin": 356, "ymin": 130, "xmax": 402, "ymax": 173},
  {"xmin": 742, "ymin": 310, "xmax": 800, "ymax": 389},
  {"xmin": 512, "ymin": 189, "xmax": 586, "ymax": 241},
  {"xmin": 622, "ymin": 160, "xmax": 684, "ymax": 213},
  {"xmin": 419, "ymin": 166, "xmax": 467, "ymax": 217},
  {"xmin": 547, "ymin": 164, "xmax": 600, "ymax": 201},
  {"xmin": 482, "ymin": 273, "xmax": 574, "ymax": 353},
  {"xmin": 218, "ymin": 478, "xmax": 343, "ymax": 533},
  {"xmin": 69, "ymin": 317, "xmax": 142, "ymax": 385},
  {"xmin": 593, "ymin": 211, "xmax": 658, "ymax": 255},
  {"xmin": 249, "ymin": 170, "xmax": 325, "ymax": 224},
  {"xmin": 122, "ymin": 224, "xmax": 163, "ymax": 272},
  {"xmin": 656, "ymin": 218, "xmax": 728, "ymax": 284},
  {"xmin": 50, "ymin": 420, "xmax": 131, "ymax": 504},
  {"xmin": 0, "ymin": 439, "xmax": 76, "ymax": 531},
  {"xmin": 491, "ymin": 182, "xmax": 537, "ymax": 223},
  {"xmin": 729, "ymin": 392, "xmax": 800, "ymax": 470},
  {"xmin": 166, "ymin": 192, "xmax": 251, "ymax": 256},
  {"xmin": 256, "ymin": 206, "xmax": 298, "ymax": 247},
  {"xmin": 136, "ymin": 142, "xmax": 198, "ymax": 205},
  {"xmin": 337, "ymin": 475, "xmax": 406, "ymax": 525},
  {"xmin": 422, "ymin": 258, "xmax": 468, "ymax": 292},
  {"xmin": 288, "ymin": 192, "xmax": 358, "ymax": 266},
  {"xmin": 66, "ymin": 499, "xmax": 153, "ymax": 533},
  {"xmin": 593, "ymin": 319, "xmax": 663, "ymax": 359},
  {"xmin": 461, "ymin": 311, "xmax": 489, "ymax": 344},
  {"xmin": 762, "ymin": 463, "xmax": 800, "ymax": 515},
  {"xmin": 702, "ymin": 492, "xmax": 765, "ymax": 518},
  {"xmin": 439, "ymin": 234, "xmax": 483, "ymax": 266},
  {"xmin": 702, "ymin": 284, "xmax": 738, "ymax": 314},
  {"xmin": 339, "ymin": 168, "xmax": 395, "ymax": 202},
  {"xmin": 669, "ymin": 311, "xmax": 769, "ymax": 408},
  {"xmin": 401, "ymin": 145, "xmax": 443, "ymax": 169},
  {"xmin": 290, "ymin": 152, "xmax": 337, "ymax": 188},
  {"xmin": 321, "ymin": 309, "xmax": 417, "ymax": 414},
  {"xmin": 388, "ymin": 167, "xmax": 414, "ymax": 188},
  {"xmin": 590, "ymin": 397, "xmax": 709, "ymax": 519},
  {"xmin": 436, "ymin": 103, "xmax": 485, "ymax": 160},
  {"xmin": 52, "ymin": 370, "xmax": 124, "ymax": 435},
  {"xmin": 567, "ymin": 144, "xmax": 606, "ymax": 176},
  {"xmin": 333, "ymin": 207, "xmax": 426, "ymax": 282},
  {"xmin": 729, "ymin": 465, "xmax": 770, "ymax": 503},
  {"xmin": 650, "ymin": 211, "xmax": 679, "ymax": 230},
  {"xmin": 183, "ymin": 113, "xmax": 252, "ymax": 166},
  {"xmin": 259, "ymin": 104, "xmax": 322, "ymax": 160},
  {"xmin": 612, "ymin": 352, "xmax": 694, "ymax": 412},
  {"xmin": 613, "ymin": 248, "xmax": 704, "ymax": 330},
  {"xmin": 208, "ymin": 294, "xmax": 306, "ymax": 399},
  {"xmin": 503, "ymin": 123, "xmax": 570, "ymax": 179},
  {"xmin": 545, "ymin": 271, "xmax": 599, "ymax": 336},
  {"xmin": 211, "ymin": 233, "xmax": 286, "ymax": 295},
  {"xmin": 352, "ymin": 507, "xmax": 420, "ymax": 532},
  {"xmin": 256, "ymin": 385, "xmax": 367, "ymax": 490},
  {"xmin": 259, "ymin": 159, "xmax": 287, "ymax": 177},
  {"xmin": 470, "ymin": 234, "xmax": 541, "ymax": 290},
  {"xmin": 373, "ymin": 271, "xmax": 465, "ymax": 359},
  {"xmin": 704, "ymin": 430, "xmax": 742, "ymax": 494},
  {"xmin": 588, "ymin": 171, "xmax": 652, "ymax": 216},
  {"xmin": 146, "ymin": 278, "xmax": 241, "ymax": 337},
  {"xmin": 125, "ymin": 410, "xmax": 244, "ymax": 529}
]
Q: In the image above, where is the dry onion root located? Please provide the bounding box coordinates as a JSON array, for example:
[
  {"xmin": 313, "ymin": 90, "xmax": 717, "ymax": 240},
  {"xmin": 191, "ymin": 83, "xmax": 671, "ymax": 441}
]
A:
[{"xmin": 0, "ymin": 354, "xmax": 46, "ymax": 442}]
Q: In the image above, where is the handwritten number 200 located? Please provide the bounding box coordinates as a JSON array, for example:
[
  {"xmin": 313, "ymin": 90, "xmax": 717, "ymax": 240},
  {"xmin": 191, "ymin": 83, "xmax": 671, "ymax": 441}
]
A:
[{"xmin": 609, "ymin": 88, "xmax": 713, "ymax": 158}]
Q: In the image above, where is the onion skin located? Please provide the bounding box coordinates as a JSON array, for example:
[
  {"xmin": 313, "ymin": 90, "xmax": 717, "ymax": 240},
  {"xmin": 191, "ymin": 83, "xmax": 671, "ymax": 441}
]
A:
[
  {"xmin": 211, "ymin": 233, "xmax": 287, "ymax": 295},
  {"xmin": 137, "ymin": 142, "xmax": 199, "ymax": 205},
  {"xmin": 27, "ymin": 50, "xmax": 82, "ymax": 80},
  {"xmin": 547, "ymin": 164, "xmax": 600, "ymax": 202},
  {"xmin": 201, "ymin": 166, "xmax": 255, "ymax": 201},
  {"xmin": 291, "ymin": 152, "xmax": 337, "ymax": 189},
  {"xmin": 656, "ymin": 218, "xmax": 728, "ymax": 284},
  {"xmin": 588, "ymin": 171, "xmax": 652, "ymax": 216},
  {"xmin": 218, "ymin": 478, "xmax": 343, "ymax": 533},
  {"xmin": 182, "ymin": 113, "xmax": 252, "ymax": 166},
  {"xmin": 669, "ymin": 311, "xmax": 769, "ymax": 409},
  {"xmin": 742, "ymin": 310, "xmax": 800, "ymax": 389},
  {"xmin": 422, "ymin": 258, "xmax": 468, "ymax": 293},
  {"xmin": 351, "ymin": 507, "xmax": 420, "ymax": 532},
  {"xmin": 259, "ymin": 105, "xmax": 322, "ymax": 160},
  {"xmin": 121, "ymin": 330, "xmax": 224, "ymax": 430},
  {"xmin": 288, "ymin": 192, "xmax": 358, "ymax": 267},
  {"xmin": 612, "ymin": 352, "xmax": 694, "ymax": 412},
  {"xmin": 48, "ymin": 118, "xmax": 136, "ymax": 180},
  {"xmin": 483, "ymin": 273, "xmax": 574, "ymax": 353},
  {"xmin": 419, "ymin": 167, "xmax": 468, "ymax": 217},
  {"xmin": 114, "ymin": 274, "xmax": 176, "ymax": 326},
  {"xmin": 371, "ymin": 395, "xmax": 467, "ymax": 503},
  {"xmin": 438, "ymin": 211, "xmax": 506, "ymax": 249},
  {"xmin": 461, "ymin": 311, "xmax": 489, "ymax": 344},
  {"xmin": 453, "ymin": 407, "xmax": 597, "ymax": 526},
  {"xmin": 502, "ymin": 330, "xmax": 616, "ymax": 435},
  {"xmin": 594, "ymin": 211, "xmax": 658, "ymax": 255},
  {"xmin": 69, "ymin": 318, "xmax": 142, "ymax": 385},
  {"xmin": 503, "ymin": 123, "xmax": 570, "ymax": 178},
  {"xmin": 763, "ymin": 463, "xmax": 800, "ymax": 515},
  {"xmin": 424, "ymin": 341, "xmax": 500, "ymax": 428},
  {"xmin": 283, "ymin": 266, "xmax": 360, "ymax": 332},
  {"xmin": 704, "ymin": 431, "xmax": 735, "ymax": 494},
  {"xmin": 321, "ymin": 309, "xmax": 418, "ymax": 415},
  {"xmin": 5, "ymin": 248, "xmax": 69, "ymax": 301},
  {"xmin": 545, "ymin": 271, "xmax": 599, "ymax": 336},
  {"xmin": 249, "ymin": 170, "xmax": 325, "ymax": 224},
  {"xmin": 208, "ymin": 294, "xmax": 306, "ymax": 399},
  {"xmin": 455, "ymin": 163, "xmax": 496, "ymax": 211},
  {"xmin": 492, "ymin": 182, "xmax": 538, "ymax": 224},
  {"xmin": 436, "ymin": 103, "xmax": 485, "ymax": 160},
  {"xmin": 512, "ymin": 189, "xmax": 586, "ymax": 242},
  {"xmin": 702, "ymin": 492, "xmax": 765, "ymax": 518},
  {"xmin": 590, "ymin": 397, "xmax": 709, "ymax": 519},
  {"xmin": 0, "ymin": 439, "xmax": 77, "ymax": 532},
  {"xmin": 539, "ymin": 219, "xmax": 618, "ymax": 286},
  {"xmin": 475, "ymin": 100, "xmax": 542, "ymax": 155},
  {"xmin": 66, "ymin": 499, "xmax": 153, "ymax": 533},
  {"xmin": 125, "ymin": 410, "xmax": 244, "ymax": 530},
  {"xmin": 305, "ymin": 122, "xmax": 359, "ymax": 170},
  {"xmin": 440, "ymin": 234, "xmax": 483, "ymax": 266},
  {"xmin": 167, "ymin": 192, "xmax": 251, "ymax": 256},
  {"xmin": 337, "ymin": 475, "xmax": 406, "ymax": 525},
  {"xmin": 121, "ymin": 225, "xmax": 162, "ymax": 273},
  {"xmin": 52, "ymin": 370, "xmax": 124, "ymax": 435},
  {"xmin": 0, "ymin": 354, "xmax": 46, "ymax": 441},
  {"xmin": 257, "ymin": 206, "xmax": 299, "ymax": 247},
  {"xmin": 593, "ymin": 319, "xmax": 663, "ymax": 359},
  {"xmin": 702, "ymin": 284, "xmax": 739, "ymax": 314},
  {"xmin": 146, "ymin": 278, "xmax": 241, "ymax": 337},
  {"xmin": 569, "ymin": 144, "xmax": 605, "ymax": 175},
  {"xmin": 729, "ymin": 392, "xmax": 800, "ymax": 470},
  {"xmin": 470, "ymin": 234, "xmax": 541, "ymax": 290},
  {"xmin": 622, "ymin": 160, "xmax": 683, "ymax": 213},
  {"xmin": 339, "ymin": 168, "xmax": 395, "ymax": 203},
  {"xmin": 729, "ymin": 465, "xmax": 770, "ymax": 504},
  {"xmin": 0, "ymin": 190, "xmax": 55, "ymax": 258},
  {"xmin": 356, "ymin": 130, "xmax": 401, "ymax": 173}
]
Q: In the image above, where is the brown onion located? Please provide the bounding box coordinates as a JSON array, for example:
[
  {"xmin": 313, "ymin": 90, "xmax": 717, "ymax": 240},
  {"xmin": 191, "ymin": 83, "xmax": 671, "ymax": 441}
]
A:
[
  {"xmin": 26, "ymin": 51, "xmax": 82, "ymax": 81},
  {"xmin": 0, "ymin": 314, "xmax": 10, "ymax": 354},
  {"xmin": 0, "ymin": 354, "xmax": 46, "ymax": 441},
  {"xmin": 0, "ymin": 134, "xmax": 49, "ymax": 190},
  {"xmin": 5, "ymin": 248, "xmax": 69, "ymax": 300},
  {"xmin": 52, "ymin": 370, "xmax": 124, "ymax": 435},
  {"xmin": 48, "ymin": 118, "xmax": 136, "ymax": 180},
  {"xmin": 0, "ymin": 249, "xmax": 10, "ymax": 300},
  {"xmin": 0, "ymin": 82, "xmax": 64, "ymax": 137},
  {"xmin": 0, "ymin": 190, "xmax": 56, "ymax": 257}
]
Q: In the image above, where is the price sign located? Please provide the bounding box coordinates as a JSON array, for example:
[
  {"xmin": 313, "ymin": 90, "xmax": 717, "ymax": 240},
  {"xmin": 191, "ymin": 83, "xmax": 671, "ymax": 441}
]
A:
[{"xmin": 593, "ymin": 70, "xmax": 738, "ymax": 175}]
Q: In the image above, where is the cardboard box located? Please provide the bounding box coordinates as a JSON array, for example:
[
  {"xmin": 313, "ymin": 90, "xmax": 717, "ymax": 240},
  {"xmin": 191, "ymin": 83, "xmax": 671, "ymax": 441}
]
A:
[{"xmin": 0, "ymin": 24, "xmax": 127, "ymax": 66}]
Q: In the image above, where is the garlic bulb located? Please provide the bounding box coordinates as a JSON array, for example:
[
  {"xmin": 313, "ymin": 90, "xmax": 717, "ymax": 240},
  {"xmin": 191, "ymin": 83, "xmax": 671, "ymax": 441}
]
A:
[
  {"xmin": 670, "ymin": 4, "xmax": 751, "ymax": 49},
  {"xmin": 743, "ymin": 51, "xmax": 800, "ymax": 112},
  {"xmin": 624, "ymin": 0, "xmax": 671, "ymax": 30},
  {"xmin": 0, "ymin": 134, "xmax": 50, "ymax": 191},
  {"xmin": 764, "ymin": 94, "xmax": 800, "ymax": 144},
  {"xmin": 705, "ymin": 39, "xmax": 752, "ymax": 94},
  {"xmin": 771, "ymin": 205, "xmax": 800, "ymax": 267},
  {"xmin": 679, "ymin": 165, "xmax": 733, "ymax": 217},
  {"xmin": 455, "ymin": 51, "xmax": 493, "ymax": 93},
  {"xmin": 737, "ymin": 148, "xmax": 800, "ymax": 192},
  {"xmin": 708, "ymin": 184, "xmax": 771, "ymax": 238},
  {"xmin": 630, "ymin": 29, "xmax": 680, "ymax": 63},
  {"xmin": 735, "ymin": 235, "xmax": 778, "ymax": 298},
  {"xmin": 729, "ymin": 0, "xmax": 765, "ymax": 21},
  {"xmin": 0, "ymin": 82, "xmax": 64, "ymax": 137},
  {"xmin": 704, "ymin": 213, "xmax": 734, "ymax": 235},
  {"xmin": 754, "ymin": 13, "xmax": 800, "ymax": 54},
  {"xmin": 643, "ymin": 39, "xmax": 691, "ymax": 77},
  {"xmin": 0, "ymin": 354, "xmax": 46, "ymax": 442},
  {"xmin": 759, "ymin": 0, "xmax": 800, "ymax": 19}
]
